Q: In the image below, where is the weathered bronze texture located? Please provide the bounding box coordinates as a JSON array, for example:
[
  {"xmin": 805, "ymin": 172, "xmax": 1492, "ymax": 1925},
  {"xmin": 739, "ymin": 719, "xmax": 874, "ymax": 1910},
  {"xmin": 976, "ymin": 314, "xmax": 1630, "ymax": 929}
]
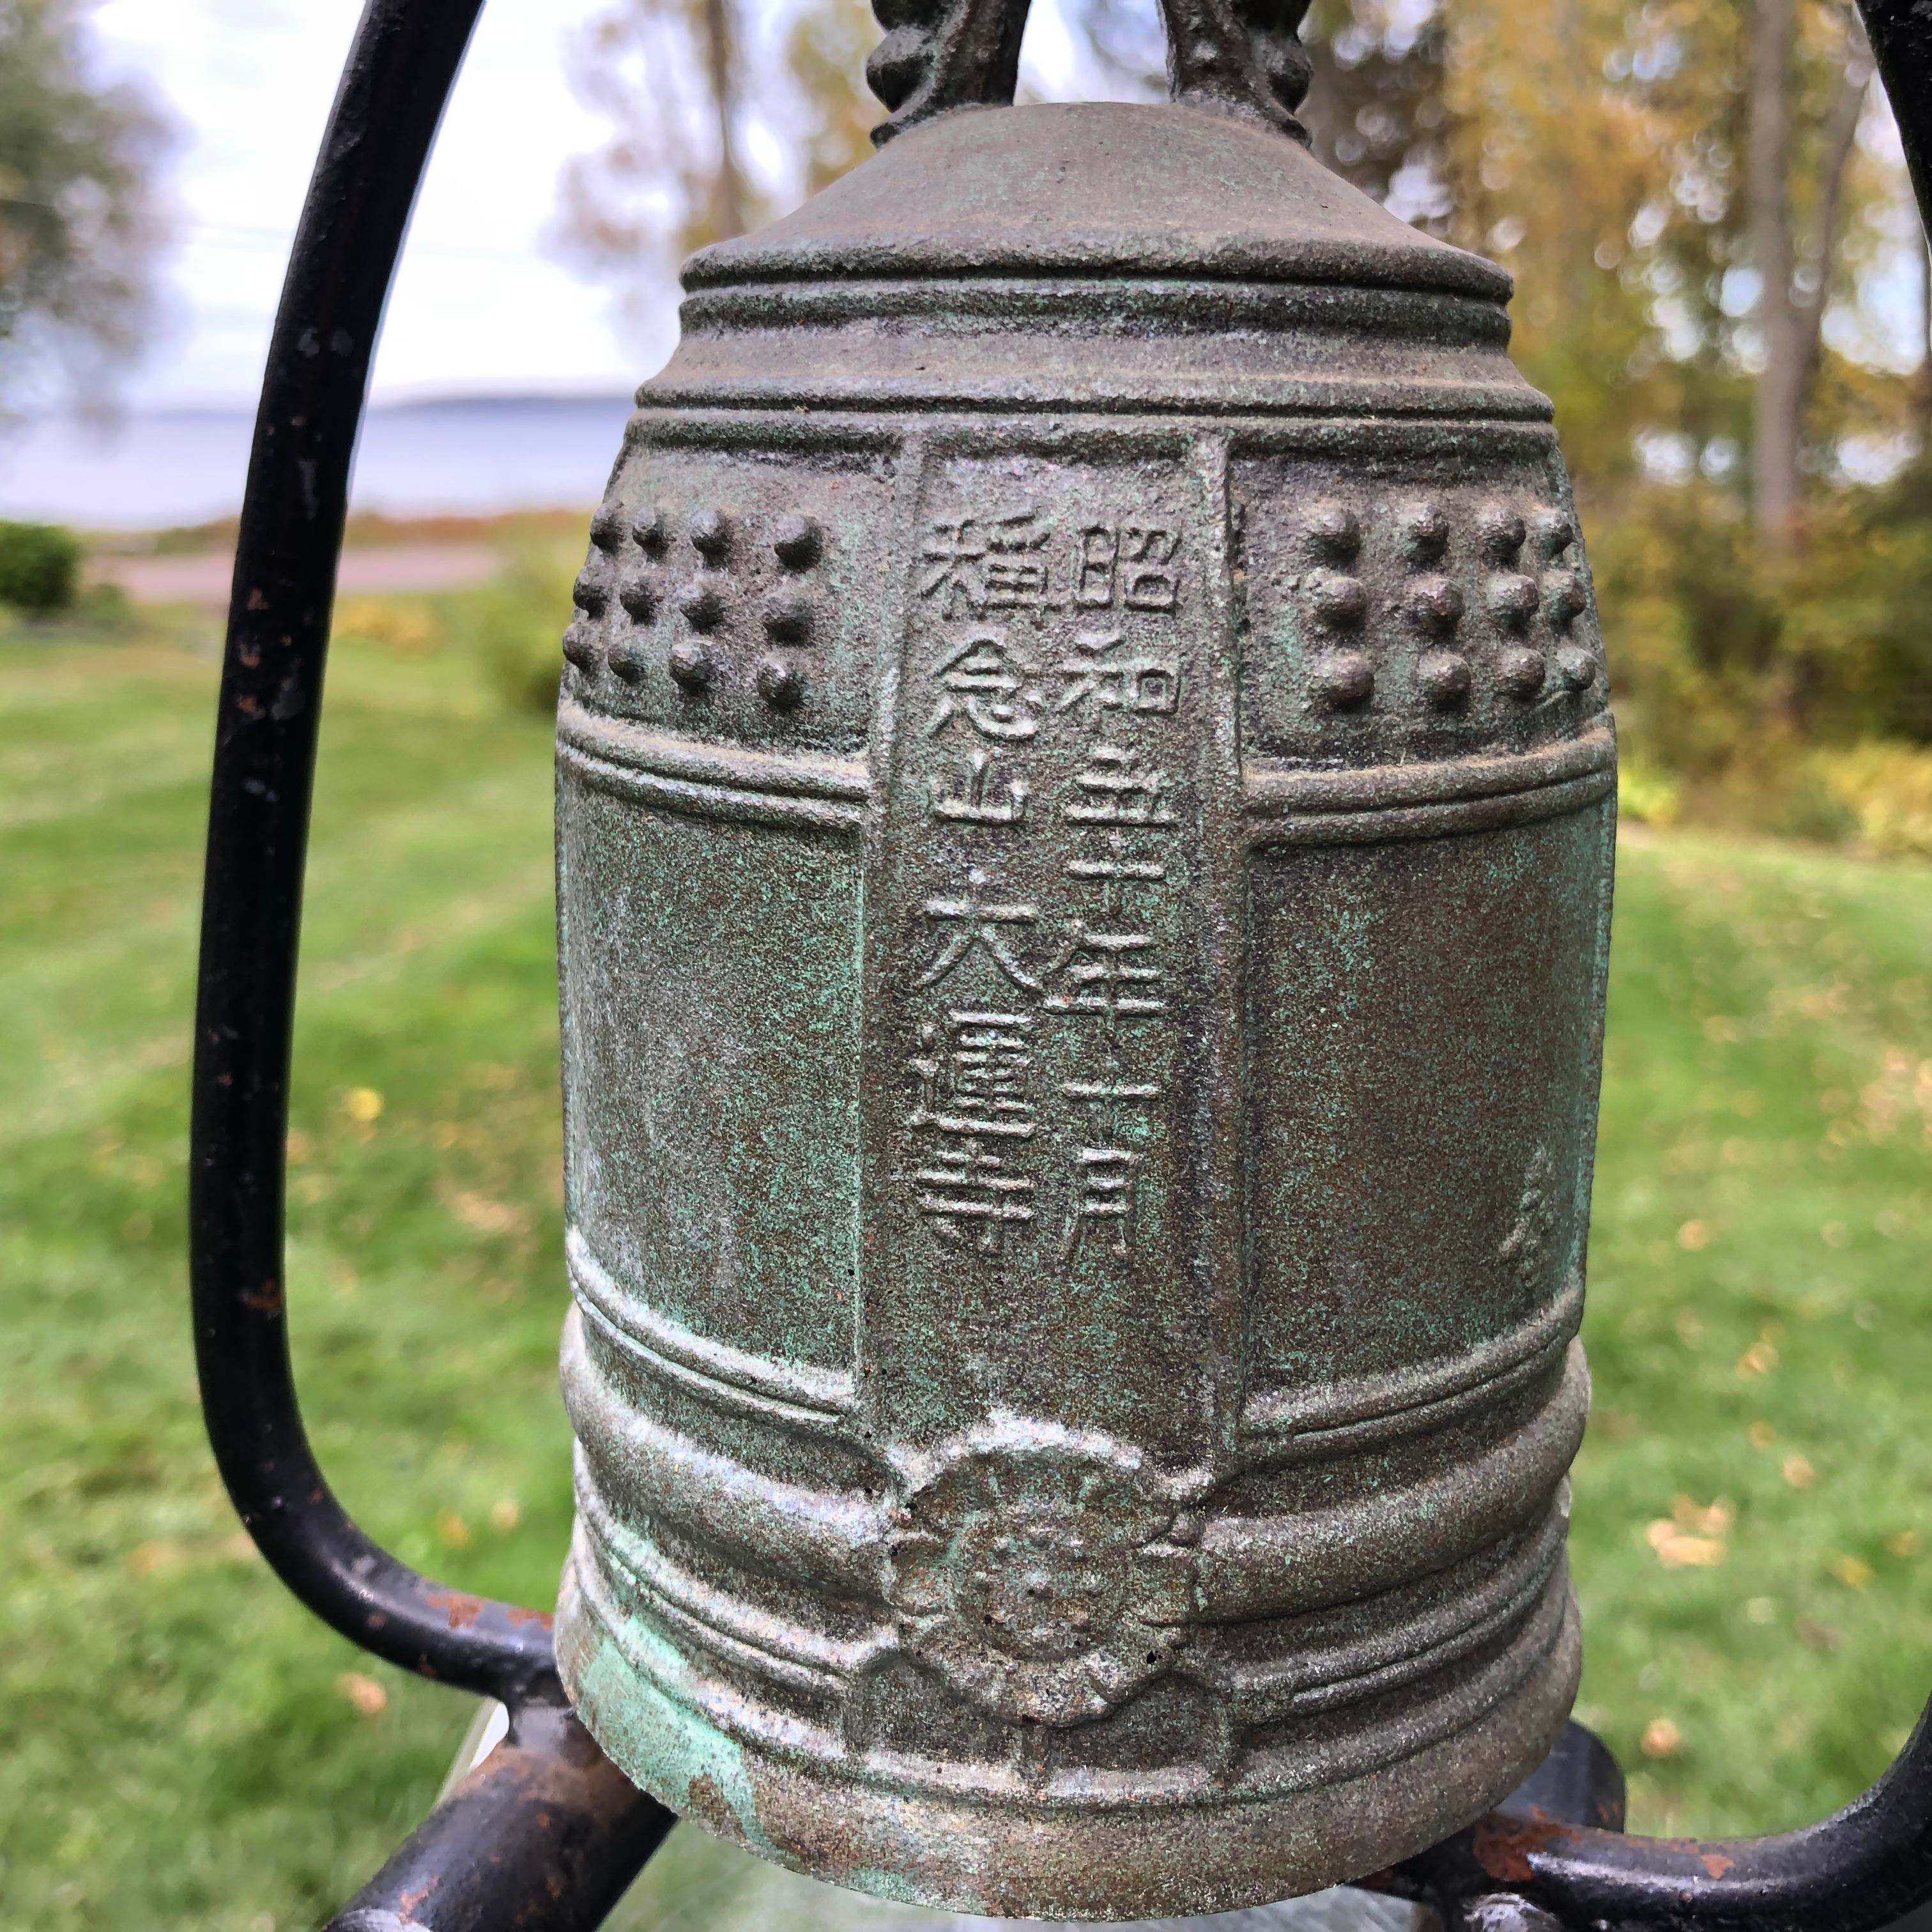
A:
[{"xmin": 550, "ymin": 45, "xmax": 1611, "ymax": 1921}]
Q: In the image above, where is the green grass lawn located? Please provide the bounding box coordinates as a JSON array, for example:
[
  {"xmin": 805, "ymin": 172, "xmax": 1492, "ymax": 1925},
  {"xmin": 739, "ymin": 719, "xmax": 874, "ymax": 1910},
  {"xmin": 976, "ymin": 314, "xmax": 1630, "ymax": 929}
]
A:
[{"xmin": 1, "ymin": 617, "xmax": 1929, "ymax": 1929}]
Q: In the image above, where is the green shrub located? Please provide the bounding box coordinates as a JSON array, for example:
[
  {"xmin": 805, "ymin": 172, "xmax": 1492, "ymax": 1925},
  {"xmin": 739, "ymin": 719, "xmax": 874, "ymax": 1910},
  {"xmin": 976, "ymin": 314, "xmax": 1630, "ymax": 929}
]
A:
[
  {"xmin": 1588, "ymin": 484, "xmax": 1782, "ymax": 783},
  {"xmin": 465, "ymin": 543, "xmax": 577, "ymax": 716},
  {"xmin": 73, "ymin": 580, "xmax": 130, "ymax": 625},
  {"xmin": 1616, "ymin": 759, "xmax": 1683, "ymax": 827},
  {"xmin": 0, "ymin": 520, "xmax": 82, "ymax": 613},
  {"xmin": 1805, "ymin": 742, "xmax": 1932, "ymax": 860},
  {"xmin": 1584, "ymin": 466, "xmax": 1932, "ymax": 841}
]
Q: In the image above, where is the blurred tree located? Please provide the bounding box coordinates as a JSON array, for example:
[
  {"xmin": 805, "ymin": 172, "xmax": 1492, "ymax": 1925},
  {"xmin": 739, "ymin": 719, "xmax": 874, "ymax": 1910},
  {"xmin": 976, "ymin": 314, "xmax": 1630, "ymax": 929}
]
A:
[
  {"xmin": 554, "ymin": 0, "xmax": 876, "ymax": 340},
  {"xmin": 1746, "ymin": 0, "xmax": 1872, "ymax": 549},
  {"xmin": 1440, "ymin": 0, "xmax": 1894, "ymax": 551},
  {"xmin": 1069, "ymin": 0, "xmax": 1896, "ymax": 541},
  {"xmin": 553, "ymin": 0, "xmax": 764, "ymax": 330},
  {"xmin": 786, "ymin": 0, "xmax": 881, "ymax": 195},
  {"xmin": 1298, "ymin": 0, "xmax": 1454, "ymax": 219},
  {"xmin": 1071, "ymin": 0, "xmax": 1454, "ymax": 210},
  {"xmin": 0, "ymin": 0, "xmax": 171, "ymax": 414}
]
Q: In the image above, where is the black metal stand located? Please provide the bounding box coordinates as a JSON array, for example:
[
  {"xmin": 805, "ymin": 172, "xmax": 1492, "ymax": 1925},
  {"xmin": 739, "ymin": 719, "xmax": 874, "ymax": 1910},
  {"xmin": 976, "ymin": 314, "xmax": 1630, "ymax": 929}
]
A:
[
  {"xmin": 326, "ymin": 1705, "xmax": 671, "ymax": 1932},
  {"xmin": 187, "ymin": 1, "xmax": 1932, "ymax": 1926},
  {"xmin": 185, "ymin": 3, "xmax": 670, "ymax": 1921}
]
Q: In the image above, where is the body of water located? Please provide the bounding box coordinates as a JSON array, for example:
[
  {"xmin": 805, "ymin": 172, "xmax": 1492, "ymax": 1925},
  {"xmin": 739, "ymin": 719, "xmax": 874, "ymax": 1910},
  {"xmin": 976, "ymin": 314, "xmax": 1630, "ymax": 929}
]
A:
[{"xmin": 0, "ymin": 392, "xmax": 638, "ymax": 530}]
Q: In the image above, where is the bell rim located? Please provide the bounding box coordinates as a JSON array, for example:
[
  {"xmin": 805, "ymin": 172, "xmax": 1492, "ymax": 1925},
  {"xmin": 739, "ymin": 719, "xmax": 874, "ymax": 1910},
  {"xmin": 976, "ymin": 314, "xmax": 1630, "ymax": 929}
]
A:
[{"xmin": 556, "ymin": 1561, "xmax": 1582, "ymax": 1919}]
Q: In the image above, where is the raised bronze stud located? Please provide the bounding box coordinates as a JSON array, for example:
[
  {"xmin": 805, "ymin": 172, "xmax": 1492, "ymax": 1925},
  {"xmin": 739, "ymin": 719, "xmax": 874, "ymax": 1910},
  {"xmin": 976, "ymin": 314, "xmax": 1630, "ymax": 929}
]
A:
[
  {"xmin": 1418, "ymin": 650, "xmax": 1473, "ymax": 709},
  {"xmin": 772, "ymin": 513, "xmax": 822, "ymax": 568},
  {"xmin": 667, "ymin": 640, "xmax": 713, "ymax": 691},
  {"xmin": 1496, "ymin": 645, "xmax": 1549, "ymax": 699},
  {"xmin": 1312, "ymin": 648, "xmax": 1377, "ymax": 708}
]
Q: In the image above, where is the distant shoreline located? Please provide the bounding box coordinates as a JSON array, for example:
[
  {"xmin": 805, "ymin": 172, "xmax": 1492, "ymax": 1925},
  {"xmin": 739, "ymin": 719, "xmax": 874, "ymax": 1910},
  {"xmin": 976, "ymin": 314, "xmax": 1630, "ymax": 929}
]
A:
[{"xmin": 0, "ymin": 392, "xmax": 637, "ymax": 532}]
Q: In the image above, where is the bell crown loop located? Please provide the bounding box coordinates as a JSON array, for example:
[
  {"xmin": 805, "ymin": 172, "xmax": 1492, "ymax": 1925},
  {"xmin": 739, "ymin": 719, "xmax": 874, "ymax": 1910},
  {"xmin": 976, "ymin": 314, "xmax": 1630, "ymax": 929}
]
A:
[{"xmin": 866, "ymin": 0, "xmax": 1314, "ymax": 143}]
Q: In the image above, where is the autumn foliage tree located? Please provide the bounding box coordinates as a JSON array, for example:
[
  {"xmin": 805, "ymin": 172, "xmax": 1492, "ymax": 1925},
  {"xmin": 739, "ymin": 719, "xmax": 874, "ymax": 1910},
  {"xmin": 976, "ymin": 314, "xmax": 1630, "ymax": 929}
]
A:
[
  {"xmin": 0, "ymin": 0, "xmax": 171, "ymax": 413},
  {"xmin": 1064, "ymin": 0, "xmax": 1929, "ymax": 804},
  {"xmin": 553, "ymin": 0, "xmax": 875, "ymax": 335}
]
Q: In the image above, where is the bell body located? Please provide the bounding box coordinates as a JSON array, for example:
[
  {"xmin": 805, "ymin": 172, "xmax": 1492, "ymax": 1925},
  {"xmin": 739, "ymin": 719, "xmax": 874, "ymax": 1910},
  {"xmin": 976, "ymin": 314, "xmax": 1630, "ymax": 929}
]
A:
[{"xmin": 553, "ymin": 102, "xmax": 1610, "ymax": 1920}]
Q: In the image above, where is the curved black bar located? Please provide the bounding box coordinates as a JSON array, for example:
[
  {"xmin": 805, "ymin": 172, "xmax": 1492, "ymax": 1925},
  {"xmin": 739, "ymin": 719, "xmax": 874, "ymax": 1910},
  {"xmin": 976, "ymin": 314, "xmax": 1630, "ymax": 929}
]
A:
[
  {"xmin": 1862, "ymin": 0, "xmax": 1932, "ymax": 227},
  {"xmin": 325, "ymin": 1705, "xmax": 675, "ymax": 1932},
  {"xmin": 188, "ymin": 0, "xmax": 560, "ymax": 1706},
  {"xmin": 1398, "ymin": 1703, "xmax": 1932, "ymax": 1932}
]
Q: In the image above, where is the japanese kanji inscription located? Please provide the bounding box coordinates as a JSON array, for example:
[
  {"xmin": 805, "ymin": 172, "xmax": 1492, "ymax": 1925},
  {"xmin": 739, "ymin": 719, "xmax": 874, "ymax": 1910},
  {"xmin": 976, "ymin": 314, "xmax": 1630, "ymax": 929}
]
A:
[{"xmin": 870, "ymin": 453, "xmax": 1225, "ymax": 1453}]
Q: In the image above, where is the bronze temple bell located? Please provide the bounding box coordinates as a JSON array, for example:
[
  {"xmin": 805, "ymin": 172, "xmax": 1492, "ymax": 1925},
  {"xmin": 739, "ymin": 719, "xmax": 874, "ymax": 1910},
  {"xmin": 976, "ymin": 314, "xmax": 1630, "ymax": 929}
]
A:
[{"xmin": 547, "ymin": 0, "xmax": 1612, "ymax": 1915}]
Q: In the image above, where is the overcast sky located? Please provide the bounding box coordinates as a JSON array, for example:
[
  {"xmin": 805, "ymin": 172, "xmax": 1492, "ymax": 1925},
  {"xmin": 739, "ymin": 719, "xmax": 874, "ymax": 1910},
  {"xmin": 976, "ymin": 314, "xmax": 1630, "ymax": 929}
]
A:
[
  {"xmin": 82, "ymin": 3, "xmax": 1928, "ymax": 415},
  {"xmin": 89, "ymin": 0, "xmax": 1087, "ymax": 409}
]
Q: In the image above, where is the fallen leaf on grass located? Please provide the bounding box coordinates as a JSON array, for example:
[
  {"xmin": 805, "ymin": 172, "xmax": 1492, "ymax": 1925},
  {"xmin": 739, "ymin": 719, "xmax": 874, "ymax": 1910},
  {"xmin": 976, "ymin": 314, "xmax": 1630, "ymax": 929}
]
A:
[
  {"xmin": 337, "ymin": 1672, "xmax": 388, "ymax": 1717},
  {"xmin": 1644, "ymin": 1496, "xmax": 1733, "ymax": 1568},
  {"xmin": 1783, "ymin": 1455, "xmax": 1816, "ymax": 1490},
  {"xmin": 1647, "ymin": 1521, "xmax": 1727, "ymax": 1568},
  {"xmin": 1830, "ymin": 1554, "xmax": 1875, "ymax": 1592},
  {"xmin": 1749, "ymin": 1421, "xmax": 1775, "ymax": 1450},
  {"xmin": 440, "ymin": 1186, "xmax": 530, "ymax": 1239},
  {"xmin": 1641, "ymin": 1718, "xmax": 1683, "ymax": 1758},
  {"xmin": 1888, "ymin": 1530, "xmax": 1922, "ymax": 1558},
  {"xmin": 1673, "ymin": 1494, "xmax": 1735, "ymax": 1535},
  {"xmin": 1676, "ymin": 1220, "xmax": 1712, "ymax": 1252},
  {"xmin": 1736, "ymin": 1341, "xmax": 1778, "ymax": 1377},
  {"xmin": 342, "ymin": 1087, "xmax": 384, "ymax": 1124}
]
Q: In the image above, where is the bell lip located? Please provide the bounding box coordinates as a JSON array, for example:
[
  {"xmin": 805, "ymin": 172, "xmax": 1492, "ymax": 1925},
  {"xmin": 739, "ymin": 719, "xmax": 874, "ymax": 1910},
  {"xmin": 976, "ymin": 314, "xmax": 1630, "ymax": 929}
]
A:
[
  {"xmin": 556, "ymin": 1554, "xmax": 1582, "ymax": 1921},
  {"xmin": 682, "ymin": 100, "xmax": 1512, "ymax": 306}
]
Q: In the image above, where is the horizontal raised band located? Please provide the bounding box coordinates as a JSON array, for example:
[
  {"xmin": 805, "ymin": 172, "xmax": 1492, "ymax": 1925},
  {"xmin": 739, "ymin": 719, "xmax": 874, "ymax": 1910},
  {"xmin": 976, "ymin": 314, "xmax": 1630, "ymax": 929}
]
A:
[
  {"xmin": 559, "ymin": 702, "xmax": 1611, "ymax": 846},
  {"xmin": 558, "ymin": 698, "xmax": 868, "ymax": 832},
  {"xmin": 642, "ymin": 368, "xmax": 1550, "ymax": 422},
  {"xmin": 569, "ymin": 1229, "xmax": 857, "ymax": 1427},
  {"xmin": 571, "ymin": 1464, "xmax": 1566, "ymax": 1728},
  {"xmin": 1186, "ymin": 1501, "xmax": 1567, "ymax": 1720},
  {"xmin": 1241, "ymin": 1269, "xmax": 1583, "ymax": 1447},
  {"xmin": 562, "ymin": 1303, "xmax": 883, "ymax": 1593},
  {"xmin": 1244, "ymin": 726, "xmax": 1615, "ymax": 845},
  {"xmin": 1198, "ymin": 1342, "xmax": 1586, "ymax": 1617},
  {"xmin": 1245, "ymin": 725, "xmax": 1614, "ymax": 816},
  {"xmin": 559, "ymin": 1526, "xmax": 1576, "ymax": 1818},
  {"xmin": 575, "ymin": 1464, "xmax": 885, "ymax": 1694},
  {"xmin": 562, "ymin": 1303, "xmax": 1586, "ymax": 1621}
]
